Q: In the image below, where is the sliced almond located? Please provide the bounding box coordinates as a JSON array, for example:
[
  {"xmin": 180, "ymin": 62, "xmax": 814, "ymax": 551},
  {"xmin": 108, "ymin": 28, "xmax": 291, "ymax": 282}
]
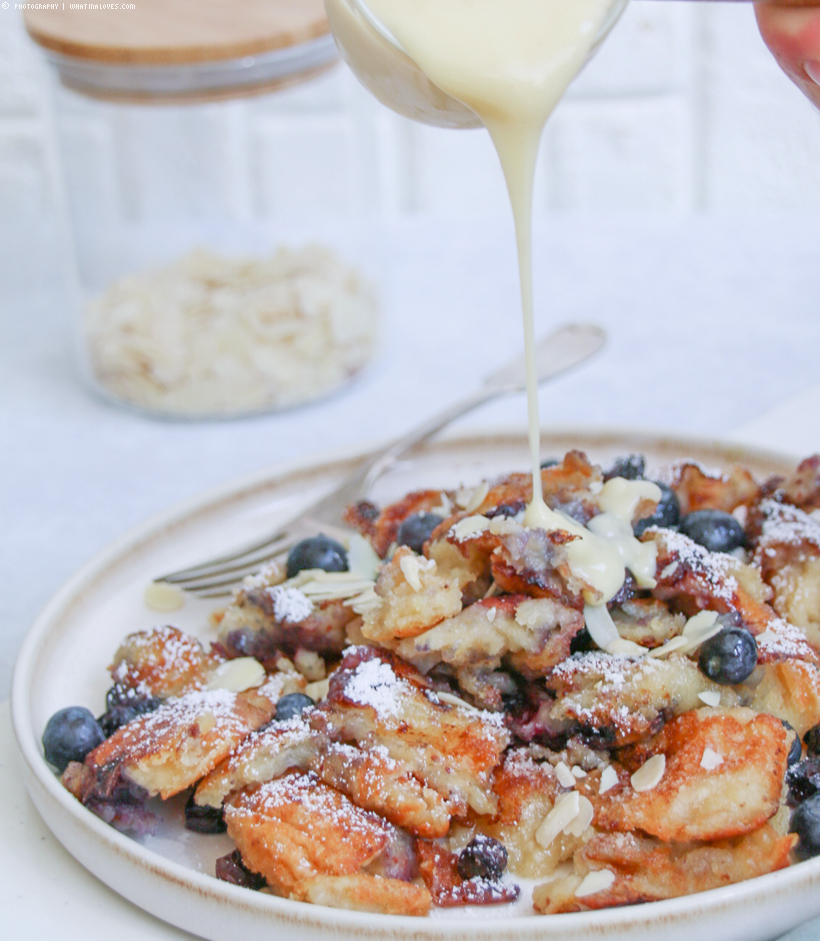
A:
[
  {"xmin": 575, "ymin": 869, "xmax": 615, "ymax": 898},
  {"xmin": 305, "ymin": 678, "xmax": 330, "ymax": 701},
  {"xmin": 631, "ymin": 754, "xmax": 666, "ymax": 792},
  {"xmin": 554, "ymin": 761, "xmax": 576, "ymax": 789},
  {"xmin": 451, "ymin": 515, "xmax": 491, "ymax": 541},
  {"xmin": 599, "ymin": 765, "xmax": 619, "ymax": 795},
  {"xmin": 206, "ymin": 657, "xmax": 265, "ymax": 693},
  {"xmin": 700, "ymin": 747, "xmax": 723, "ymax": 771},
  {"xmin": 143, "ymin": 581, "xmax": 185, "ymax": 612},
  {"xmin": 647, "ymin": 636, "xmax": 689, "ymax": 659},
  {"xmin": 564, "ymin": 795, "xmax": 594, "ymax": 837},
  {"xmin": 535, "ymin": 792, "xmax": 580, "ymax": 848},
  {"xmin": 399, "ymin": 553, "xmax": 424, "ymax": 591}
]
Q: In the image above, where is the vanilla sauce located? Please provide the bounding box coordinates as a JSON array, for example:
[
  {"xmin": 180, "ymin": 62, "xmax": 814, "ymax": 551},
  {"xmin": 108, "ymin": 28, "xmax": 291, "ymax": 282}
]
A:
[{"xmin": 357, "ymin": 0, "xmax": 653, "ymax": 612}]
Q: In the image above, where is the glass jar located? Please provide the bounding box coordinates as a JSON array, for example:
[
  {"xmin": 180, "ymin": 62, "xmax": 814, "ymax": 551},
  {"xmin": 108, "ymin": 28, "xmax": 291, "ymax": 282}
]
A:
[{"xmin": 26, "ymin": 0, "xmax": 380, "ymax": 419}]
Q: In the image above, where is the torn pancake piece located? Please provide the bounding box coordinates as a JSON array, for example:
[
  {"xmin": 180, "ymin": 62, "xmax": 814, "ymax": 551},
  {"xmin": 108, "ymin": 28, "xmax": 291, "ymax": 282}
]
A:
[{"xmin": 224, "ymin": 772, "xmax": 431, "ymax": 915}]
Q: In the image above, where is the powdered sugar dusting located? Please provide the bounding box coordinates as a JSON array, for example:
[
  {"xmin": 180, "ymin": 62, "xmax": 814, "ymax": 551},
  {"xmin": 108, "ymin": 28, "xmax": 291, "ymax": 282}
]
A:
[
  {"xmin": 756, "ymin": 499, "xmax": 820, "ymax": 553},
  {"xmin": 239, "ymin": 772, "xmax": 384, "ymax": 838},
  {"xmin": 655, "ymin": 461, "xmax": 726, "ymax": 486},
  {"xmin": 757, "ymin": 617, "xmax": 815, "ymax": 661},
  {"xmin": 343, "ymin": 657, "xmax": 405, "ymax": 718},
  {"xmin": 266, "ymin": 585, "xmax": 313, "ymax": 623},
  {"xmin": 655, "ymin": 529, "xmax": 739, "ymax": 602},
  {"xmin": 112, "ymin": 688, "xmax": 244, "ymax": 755},
  {"xmin": 551, "ymin": 652, "xmax": 660, "ymax": 691}
]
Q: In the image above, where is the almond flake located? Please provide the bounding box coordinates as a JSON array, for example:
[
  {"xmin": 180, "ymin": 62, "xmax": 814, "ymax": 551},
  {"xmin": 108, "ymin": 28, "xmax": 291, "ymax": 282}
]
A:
[
  {"xmin": 698, "ymin": 690, "xmax": 721, "ymax": 708},
  {"xmin": 679, "ymin": 610, "xmax": 723, "ymax": 654},
  {"xmin": 206, "ymin": 657, "xmax": 265, "ymax": 693},
  {"xmin": 464, "ymin": 481, "xmax": 490, "ymax": 513},
  {"xmin": 599, "ymin": 765, "xmax": 618, "ymax": 795},
  {"xmin": 555, "ymin": 761, "xmax": 576, "ymax": 788},
  {"xmin": 346, "ymin": 533, "xmax": 382, "ymax": 581},
  {"xmin": 144, "ymin": 581, "xmax": 185, "ymax": 613},
  {"xmin": 700, "ymin": 747, "xmax": 723, "ymax": 771},
  {"xmin": 435, "ymin": 493, "xmax": 453, "ymax": 517},
  {"xmin": 346, "ymin": 587, "xmax": 383, "ymax": 615},
  {"xmin": 399, "ymin": 554, "xmax": 424, "ymax": 591},
  {"xmin": 575, "ymin": 869, "xmax": 615, "ymax": 898},
  {"xmin": 435, "ymin": 692, "xmax": 479, "ymax": 712},
  {"xmin": 304, "ymin": 678, "xmax": 330, "ymax": 701},
  {"xmin": 606, "ymin": 637, "xmax": 646, "ymax": 656},
  {"xmin": 682, "ymin": 610, "xmax": 719, "ymax": 637},
  {"xmin": 571, "ymin": 766, "xmax": 587, "ymax": 779},
  {"xmin": 756, "ymin": 629, "xmax": 779, "ymax": 646},
  {"xmin": 535, "ymin": 792, "xmax": 580, "ymax": 848},
  {"xmin": 455, "ymin": 482, "xmax": 489, "ymax": 511},
  {"xmin": 488, "ymin": 516, "xmax": 519, "ymax": 536},
  {"xmin": 647, "ymin": 636, "xmax": 689, "ymax": 659},
  {"xmin": 583, "ymin": 604, "xmax": 619, "ymax": 649},
  {"xmin": 486, "ymin": 607, "xmax": 497, "ymax": 623},
  {"xmin": 631, "ymin": 754, "xmax": 666, "ymax": 792},
  {"xmin": 565, "ymin": 795, "xmax": 594, "ymax": 837},
  {"xmin": 451, "ymin": 515, "xmax": 490, "ymax": 541}
]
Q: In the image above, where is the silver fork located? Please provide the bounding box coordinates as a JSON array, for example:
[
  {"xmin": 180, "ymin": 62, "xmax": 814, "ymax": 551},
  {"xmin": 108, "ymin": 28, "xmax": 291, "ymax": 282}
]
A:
[{"xmin": 155, "ymin": 322, "xmax": 606, "ymax": 597}]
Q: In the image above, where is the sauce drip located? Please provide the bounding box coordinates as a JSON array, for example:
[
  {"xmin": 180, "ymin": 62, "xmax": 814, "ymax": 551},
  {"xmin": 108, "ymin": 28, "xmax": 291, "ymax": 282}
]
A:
[
  {"xmin": 365, "ymin": 0, "xmax": 646, "ymax": 604},
  {"xmin": 365, "ymin": 0, "xmax": 619, "ymax": 517}
]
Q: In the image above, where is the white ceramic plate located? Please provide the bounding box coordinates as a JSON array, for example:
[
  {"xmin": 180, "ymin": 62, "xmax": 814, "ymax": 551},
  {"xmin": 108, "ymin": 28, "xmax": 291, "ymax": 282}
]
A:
[{"xmin": 12, "ymin": 430, "xmax": 820, "ymax": 941}]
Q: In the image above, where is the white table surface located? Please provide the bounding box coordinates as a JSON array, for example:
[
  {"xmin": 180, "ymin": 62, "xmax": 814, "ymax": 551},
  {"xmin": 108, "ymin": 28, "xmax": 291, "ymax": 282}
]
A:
[{"xmin": 3, "ymin": 214, "xmax": 820, "ymax": 938}]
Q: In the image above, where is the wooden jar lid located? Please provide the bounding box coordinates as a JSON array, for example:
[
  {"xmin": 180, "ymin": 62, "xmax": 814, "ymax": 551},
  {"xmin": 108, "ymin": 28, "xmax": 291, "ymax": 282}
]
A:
[{"xmin": 25, "ymin": 0, "xmax": 330, "ymax": 66}]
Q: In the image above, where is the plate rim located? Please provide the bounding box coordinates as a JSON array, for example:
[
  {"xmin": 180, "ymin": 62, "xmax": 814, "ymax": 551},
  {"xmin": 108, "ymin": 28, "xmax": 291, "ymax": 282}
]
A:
[{"xmin": 11, "ymin": 426, "xmax": 820, "ymax": 941}]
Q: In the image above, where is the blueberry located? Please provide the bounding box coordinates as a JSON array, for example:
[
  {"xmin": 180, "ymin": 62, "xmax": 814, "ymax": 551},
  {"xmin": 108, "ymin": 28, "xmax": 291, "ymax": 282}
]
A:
[
  {"xmin": 215, "ymin": 850, "xmax": 267, "ymax": 889},
  {"xmin": 275, "ymin": 692, "xmax": 315, "ymax": 722},
  {"xmin": 790, "ymin": 793, "xmax": 820, "ymax": 860},
  {"xmin": 679, "ymin": 510, "xmax": 746, "ymax": 554},
  {"xmin": 396, "ymin": 513, "xmax": 441, "ymax": 554},
  {"xmin": 783, "ymin": 720, "xmax": 803, "ymax": 767},
  {"xmin": 540, "ymin": 459, "xmax": 559, "ymax": 469},
  {"xmin": 633, "ymin": 483, "xmax": 681, "ymax": 537},
  {"xmin": 697, "ymin": 627, "xmax": 758, "ymax": 685},
  {"xmin": 286, "ymin": 534, "xmax": 348, "ymax": 579},
  {"xmin": 804, "ymin": 724, "xmax": 820, "ymax": 757},
  {"xmin": 787, "ymin": 758, "xmax": 820, "ymax": 806},
  {"xmin": 99, "ymin": 694, "xmax": 161, "ymax": 737},
  {"xmin": 570, "ymin": 627, "xmax": 597, "ymax": 655},
  {"xmin": 486, "ymin": 502, "xmax": 525, "ymax": 520},
  {"xmin": 457, "ymin": 835, "xmax": 508, "ymax": 881},
  {"xmin": 605, "ymin": 454, "xmax": 646, "ymax": 482},
  {"xmin": 185, "ymin": 792, "xmax": 227, "ymax": 834},
  {"xmin": 42, "ymin": 706, "xmax": 105, "ymax": 772}
]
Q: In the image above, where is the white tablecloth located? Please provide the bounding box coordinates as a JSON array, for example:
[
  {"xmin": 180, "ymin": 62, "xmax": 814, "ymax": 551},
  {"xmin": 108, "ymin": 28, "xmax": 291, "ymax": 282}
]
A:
[{"xmin": 3, "ymin": 214, "xmax": 820, "ymax": 938}]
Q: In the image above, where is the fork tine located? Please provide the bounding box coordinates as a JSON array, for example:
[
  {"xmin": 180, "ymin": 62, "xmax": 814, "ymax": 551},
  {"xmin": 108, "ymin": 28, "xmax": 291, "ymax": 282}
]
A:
[
  {"xmin": 157, "ymin": 530, "xmax": 291, "ymax": 584},
  {"xmin": 162, "ymin": 552, "xmax": 281, "ymax": 586},
  {"xmin": 160, "ymin": 537, "xmax": 299, "ymax": 593}
]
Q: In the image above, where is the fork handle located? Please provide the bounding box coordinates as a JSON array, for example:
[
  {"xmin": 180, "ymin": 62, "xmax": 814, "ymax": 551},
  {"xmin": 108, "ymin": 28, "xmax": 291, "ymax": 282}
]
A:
[
  {"xmin": 306, "ymin": 342, "xmax": 593, "ymax": 521},
  {"xmin": 306, "ymin": 382, "xmax": 519, "ymax": 521}
]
